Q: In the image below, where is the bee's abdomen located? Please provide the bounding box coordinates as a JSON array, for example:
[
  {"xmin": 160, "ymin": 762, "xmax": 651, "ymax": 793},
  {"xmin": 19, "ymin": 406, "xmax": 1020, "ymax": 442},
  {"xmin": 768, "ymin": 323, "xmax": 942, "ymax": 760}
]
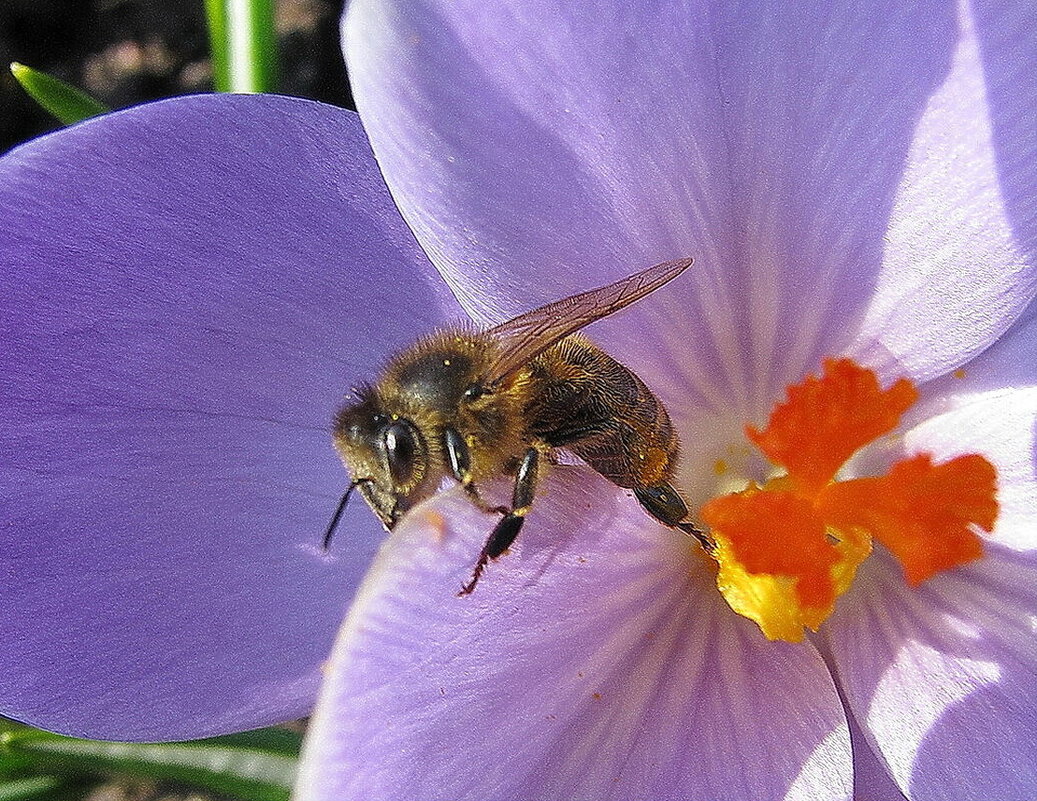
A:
[{"xmin": 525, "ymin": 336, "xmax": 678, "ymax": 488}]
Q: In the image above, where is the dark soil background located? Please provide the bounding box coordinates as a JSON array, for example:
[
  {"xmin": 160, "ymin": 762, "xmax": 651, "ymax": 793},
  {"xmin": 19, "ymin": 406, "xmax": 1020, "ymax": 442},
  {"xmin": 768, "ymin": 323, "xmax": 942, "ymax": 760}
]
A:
[{"xmin": 0, "ymin": 0, "xmax": 354, "ymax": 153}]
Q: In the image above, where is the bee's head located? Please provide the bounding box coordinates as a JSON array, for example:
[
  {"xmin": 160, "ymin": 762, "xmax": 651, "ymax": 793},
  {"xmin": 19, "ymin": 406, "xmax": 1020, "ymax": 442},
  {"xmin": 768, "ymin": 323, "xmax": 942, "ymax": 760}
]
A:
[{"xmin": 332, "ymin": 386, "xmax": 430, "ymax": 531}]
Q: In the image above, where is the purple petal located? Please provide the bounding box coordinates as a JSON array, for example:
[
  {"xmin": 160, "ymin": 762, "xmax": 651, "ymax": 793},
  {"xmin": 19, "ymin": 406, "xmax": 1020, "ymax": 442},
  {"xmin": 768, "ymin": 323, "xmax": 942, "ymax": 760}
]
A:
[
  {"xmin": 0, "ymin": 94, "xmax": 458, "ymax": 739},
  {"xmin": 345, "ymin": 0, "xmax": 1034, "ymax": 418},
  {"xmin": 827, "ymin": 549, "xmax": 1037, "ymax": 801},
  {"xmin": 297, "ymin": 469, "xmax": 851, "ymax": 801},
  {"xmin": 846, "ymin": 712, "xmax": 908, "ymax": 801},
  {"xmin": 824, "ymin": 388, "xmax": 1037, "ymax": 798},
  {"xmin": 846, "ymin": 0, "xmax": 1037, "ymax": 383},
  {"xmin": 913, "ymin": 307, "xmax": 1037, "ymax": 424}
]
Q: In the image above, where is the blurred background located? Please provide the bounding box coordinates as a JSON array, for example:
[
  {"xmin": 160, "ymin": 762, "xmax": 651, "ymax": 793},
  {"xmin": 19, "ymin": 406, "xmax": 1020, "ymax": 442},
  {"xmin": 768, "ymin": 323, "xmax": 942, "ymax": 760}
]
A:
[{"xmin": 0, "ymin": 0, "xmax": 354, "ymax": 153}]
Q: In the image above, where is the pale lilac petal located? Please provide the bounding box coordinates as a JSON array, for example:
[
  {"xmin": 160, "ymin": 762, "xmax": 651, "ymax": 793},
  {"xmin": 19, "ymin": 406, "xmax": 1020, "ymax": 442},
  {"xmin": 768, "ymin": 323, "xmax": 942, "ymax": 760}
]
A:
[
  {"xmin": 0, "ymin": 95, "xmax": 458, "ymax": 739},
  {"xmin": 345, "ymin": 0, "xmax": 1034, "ymax": 418},
  {"xmin": 848, "ymin": 0, "xmax": 1037, "ymax": 383},
  {"xmin": 827, "ymin": 550, "xmax": 1037, "ymax": 801},
  {"xmin": 824, "ymin": 388, "xmax": 1037, "ymax": 799},
  {"xmin": 297, "ymin": 468, "xmax": 851, "ymax": 801},
  {"xmin": 913, "ymin": 307, "xmax": 1037, "ymax": 423}
]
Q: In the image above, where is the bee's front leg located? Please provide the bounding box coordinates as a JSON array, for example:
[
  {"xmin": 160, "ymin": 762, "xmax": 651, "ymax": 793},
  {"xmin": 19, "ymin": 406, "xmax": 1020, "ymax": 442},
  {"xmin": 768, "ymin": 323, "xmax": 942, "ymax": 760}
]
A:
[
  {"xmin": 444, "ymin": 427, "xmax": 508, "ymax": 515},
  {"xmin": 458, "ymin": 446, "xmax": 539, "ymax": 596}
]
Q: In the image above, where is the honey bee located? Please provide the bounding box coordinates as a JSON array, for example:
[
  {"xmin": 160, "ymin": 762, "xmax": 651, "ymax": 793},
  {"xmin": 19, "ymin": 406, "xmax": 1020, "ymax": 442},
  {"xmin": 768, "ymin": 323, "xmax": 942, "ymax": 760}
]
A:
[{"xmin": 326, "ymin": 258, "xmax": 709, "ymax": 594}]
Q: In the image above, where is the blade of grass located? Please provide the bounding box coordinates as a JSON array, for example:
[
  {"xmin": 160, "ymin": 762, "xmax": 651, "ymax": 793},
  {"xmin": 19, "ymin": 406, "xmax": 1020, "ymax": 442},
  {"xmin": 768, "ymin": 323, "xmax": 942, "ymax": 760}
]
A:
[
  {"xmin": 0, "ymin": 776, "xmax": 69, "ymax": 801},
  {"xmin": 1, "ymin": 729, "xmax": 295, "ymax": 801},
  {"xmin": 205, "ymin": 0, "xmax": 277, "ymax": 93},
  {"xmin": 203, "ymin": 727, "xmax": 303, "ymax": 756},
  {"xmin": 9, "ymin": 63, "xmax": 108, "ymax": 124},
  {"xmin": 204, "ymin": 0, "xmax": 230, "ymax": 92}
]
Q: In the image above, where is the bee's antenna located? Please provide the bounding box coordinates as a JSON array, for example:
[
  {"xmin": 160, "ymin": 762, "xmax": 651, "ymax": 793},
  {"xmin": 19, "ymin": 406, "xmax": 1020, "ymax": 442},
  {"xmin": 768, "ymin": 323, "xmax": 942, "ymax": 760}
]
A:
[{"xmin": 322, "ymin": 478, "xmax": 372, "ymax": 552}]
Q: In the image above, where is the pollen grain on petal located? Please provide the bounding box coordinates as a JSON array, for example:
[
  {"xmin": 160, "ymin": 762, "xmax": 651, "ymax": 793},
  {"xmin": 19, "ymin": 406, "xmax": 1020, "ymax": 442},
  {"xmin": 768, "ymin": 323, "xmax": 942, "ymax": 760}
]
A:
[
  {"xmin": 817, "ymin": 453, "xmax": 996, "ymax": 586},
  {"xmin": 747, "ymin": 358, "xmax": 919, "ymax": 496}
]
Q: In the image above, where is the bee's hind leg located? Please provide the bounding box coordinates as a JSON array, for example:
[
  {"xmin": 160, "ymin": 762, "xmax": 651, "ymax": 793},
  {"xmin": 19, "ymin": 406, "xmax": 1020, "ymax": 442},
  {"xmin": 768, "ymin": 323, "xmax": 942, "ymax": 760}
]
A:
[
  {"xmin": 458, "ymin": 447, "xmax": 540, "ymax": 596},
  {"xmin": 634, "ymin": 482, "xmax": 714, "ymax": 553}
]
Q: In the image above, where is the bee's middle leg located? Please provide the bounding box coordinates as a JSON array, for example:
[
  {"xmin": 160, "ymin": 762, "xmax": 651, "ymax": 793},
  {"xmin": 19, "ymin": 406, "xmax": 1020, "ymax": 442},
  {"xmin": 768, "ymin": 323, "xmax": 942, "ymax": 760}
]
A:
[{"xmin": 458, "ymin": 447, "xmax": 539, "ymax": 596}]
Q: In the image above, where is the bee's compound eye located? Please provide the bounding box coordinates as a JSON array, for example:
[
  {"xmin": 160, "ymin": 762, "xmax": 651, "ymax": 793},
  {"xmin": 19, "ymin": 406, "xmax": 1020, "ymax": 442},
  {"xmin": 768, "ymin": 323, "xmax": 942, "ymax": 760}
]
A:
[{"xmin": 384, "ymin": 420, "xmax": 420, "ymax": 486}]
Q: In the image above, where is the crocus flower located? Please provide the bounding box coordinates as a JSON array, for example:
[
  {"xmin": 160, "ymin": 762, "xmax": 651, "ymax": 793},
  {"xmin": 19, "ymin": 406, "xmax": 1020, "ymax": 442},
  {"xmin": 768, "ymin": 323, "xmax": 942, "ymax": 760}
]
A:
[{"xmin": 0, "ymin": 3, "xmax": 1034, "ymax": 801}]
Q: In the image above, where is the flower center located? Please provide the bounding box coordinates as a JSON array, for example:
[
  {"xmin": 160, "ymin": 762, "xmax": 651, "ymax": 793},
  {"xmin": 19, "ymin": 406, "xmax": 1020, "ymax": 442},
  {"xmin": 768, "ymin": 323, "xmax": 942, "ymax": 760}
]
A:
[{"xmin": 698, "ymin": 358, "xmax": 998, "ymax": 642}]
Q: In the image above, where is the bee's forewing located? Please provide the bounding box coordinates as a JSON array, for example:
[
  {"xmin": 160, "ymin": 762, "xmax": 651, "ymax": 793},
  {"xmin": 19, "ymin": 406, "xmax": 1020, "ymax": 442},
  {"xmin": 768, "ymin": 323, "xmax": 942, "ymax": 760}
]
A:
[{"xmin": 483, "ymin": 257, "xmax": 693, "ymax": 384}]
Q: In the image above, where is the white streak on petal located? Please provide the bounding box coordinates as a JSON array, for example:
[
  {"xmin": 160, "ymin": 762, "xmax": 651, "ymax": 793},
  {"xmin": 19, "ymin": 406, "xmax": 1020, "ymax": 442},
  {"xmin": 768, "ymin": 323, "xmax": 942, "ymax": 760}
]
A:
[{"xmin": 784, "ymin": 723, "xmax": 853, "ymax": 801}]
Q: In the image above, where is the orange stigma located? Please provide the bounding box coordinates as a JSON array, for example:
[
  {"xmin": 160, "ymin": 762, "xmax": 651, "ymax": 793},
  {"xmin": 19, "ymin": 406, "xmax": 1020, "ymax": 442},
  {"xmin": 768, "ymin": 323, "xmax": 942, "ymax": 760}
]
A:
[{"xmin": 701, "ymin": 358, "xmax": 998, "ymax": 642}]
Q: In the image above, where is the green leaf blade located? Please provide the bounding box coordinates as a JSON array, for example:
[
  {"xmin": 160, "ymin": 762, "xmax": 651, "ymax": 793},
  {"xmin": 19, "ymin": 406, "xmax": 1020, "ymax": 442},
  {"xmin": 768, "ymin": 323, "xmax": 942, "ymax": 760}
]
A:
[
  {"xmin": 0, "ymin": 776, "xmax": 68, "ymax": 801},
  {"xmin": 205, "ymin": 0, "xmax": 278, "ymax": 93},
  {"xmin": 9, "ymin": 63, "xmax": 108, "ymax": 125},
  {"xmin": 203, "ymin": 727, "xmax": 304, "ymax": 756},
  {"xmin": 205, "ymin": 0, "xmax": 231, "ymax": 92},
  {"xmin": 2, "ymin": 730, "xmax": 296, "ymax": 801}
]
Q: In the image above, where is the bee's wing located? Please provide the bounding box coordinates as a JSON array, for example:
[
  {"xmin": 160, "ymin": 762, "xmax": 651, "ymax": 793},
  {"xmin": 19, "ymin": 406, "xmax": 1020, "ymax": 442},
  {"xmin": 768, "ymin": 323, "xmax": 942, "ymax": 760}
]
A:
[{"xmin": 483, "ymin": 257, "xmax": 693, "ymax": 384}]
